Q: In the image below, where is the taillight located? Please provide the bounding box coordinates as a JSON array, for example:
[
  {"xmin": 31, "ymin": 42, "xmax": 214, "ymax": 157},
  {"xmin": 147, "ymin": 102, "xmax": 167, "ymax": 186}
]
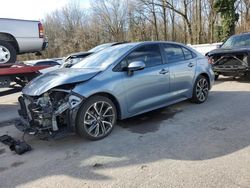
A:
[
  {"xmin": 207, "ymin": 57, "xmax": 214, "ymax": 64},
  {"xmin": 38, "ymin": 22, "xmax": 44, "ymax": 38}
]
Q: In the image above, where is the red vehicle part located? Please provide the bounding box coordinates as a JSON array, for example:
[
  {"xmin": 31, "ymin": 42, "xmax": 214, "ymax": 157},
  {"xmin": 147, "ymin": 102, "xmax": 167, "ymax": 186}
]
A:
[{"xmin": 0, "ymin": 63, "xmax": 50, "ymax": 88}]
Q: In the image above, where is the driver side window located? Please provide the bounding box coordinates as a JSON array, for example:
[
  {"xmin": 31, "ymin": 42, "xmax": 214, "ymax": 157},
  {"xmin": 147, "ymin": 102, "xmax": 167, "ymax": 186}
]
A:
[
  {"xmin": 127, "ymin": 44, "xmax": 163, "ymax": 68},
  {"xmin": 116, "ymin": 44, "xmax": 163, "ymax": 71}
]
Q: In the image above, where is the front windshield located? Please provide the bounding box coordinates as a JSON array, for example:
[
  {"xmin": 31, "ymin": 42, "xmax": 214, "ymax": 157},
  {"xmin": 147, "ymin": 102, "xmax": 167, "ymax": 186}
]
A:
[
  {"xmin": 222, "ymin": 34, "xmax": 250, "ymax": 48},
  {"xmin": 72, "ymin": 44, "xmax": 136, "ymax": 69},
  {"xmin": 88, "ymin": 43, "xmax": 113, "ymax": 53}
]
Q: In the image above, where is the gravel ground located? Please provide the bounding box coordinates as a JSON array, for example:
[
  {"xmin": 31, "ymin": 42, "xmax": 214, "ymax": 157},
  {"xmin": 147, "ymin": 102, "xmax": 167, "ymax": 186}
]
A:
[
  {"xmin": 0, "ymin": 86, "xmax": 21, "ymax": 123},
  {"xmin": 0, "ymin": 78, "xmax": 250, "ymax": 188}
]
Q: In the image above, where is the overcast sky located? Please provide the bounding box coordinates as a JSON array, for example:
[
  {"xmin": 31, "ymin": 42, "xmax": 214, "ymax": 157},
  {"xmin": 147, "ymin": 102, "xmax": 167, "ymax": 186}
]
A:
[{"xmin": 0, "ymin": 0, "xmax": 90, "ymax": 20}]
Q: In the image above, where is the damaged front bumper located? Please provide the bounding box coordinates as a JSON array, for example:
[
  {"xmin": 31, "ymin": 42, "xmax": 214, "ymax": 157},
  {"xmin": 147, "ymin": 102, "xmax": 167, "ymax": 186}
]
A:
[{"xmin": 16, "ymin": 90, "xmax": 84, "ymax": 138}]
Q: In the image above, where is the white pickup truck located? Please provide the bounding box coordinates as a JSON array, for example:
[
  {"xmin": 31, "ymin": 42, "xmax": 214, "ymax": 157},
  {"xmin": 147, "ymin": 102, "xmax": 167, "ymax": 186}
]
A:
[{"xmin": 0, "ymin": 18, "xmax": 48, "ymax": 64}]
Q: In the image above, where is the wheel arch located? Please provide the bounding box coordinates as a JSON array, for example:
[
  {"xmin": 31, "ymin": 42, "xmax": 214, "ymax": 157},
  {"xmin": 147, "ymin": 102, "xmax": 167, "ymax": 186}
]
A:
[
  {"xmin": 0, "ymin": 32, "xmax": 19, "ymax": 53},
  {"xmin": 199, "ymin": 73, "xmax": 211, "ymax": 89},
  {"xmin": 84, "ymin": 92, "xmax": 122, "ymax": 119}
]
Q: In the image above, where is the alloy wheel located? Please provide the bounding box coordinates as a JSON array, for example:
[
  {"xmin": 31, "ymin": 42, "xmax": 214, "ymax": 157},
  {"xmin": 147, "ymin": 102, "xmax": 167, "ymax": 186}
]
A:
[
  {"xmin": 196, "ymin": 78, "xmax": 209, "ymax": 102},
  {"xmin": 83, "ymin": 101, "xmax": 115, "ymax": 138}
]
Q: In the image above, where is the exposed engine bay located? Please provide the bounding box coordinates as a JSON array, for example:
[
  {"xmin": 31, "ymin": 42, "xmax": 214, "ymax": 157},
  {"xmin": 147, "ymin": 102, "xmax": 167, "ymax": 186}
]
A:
[
  {"xmin": 17, "ymin": 87, "xmax": 83, "ymax": 139},
  {"xmin": 208, "ymin": 52, "xmax": 250, "ymax": 77}
]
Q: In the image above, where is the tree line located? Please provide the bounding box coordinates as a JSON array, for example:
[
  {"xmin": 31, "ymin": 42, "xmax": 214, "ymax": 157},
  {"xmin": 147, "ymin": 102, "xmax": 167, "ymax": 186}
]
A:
[{"xmin": 19, "ymin": 0, "xmax": 250, "ymax": 60}]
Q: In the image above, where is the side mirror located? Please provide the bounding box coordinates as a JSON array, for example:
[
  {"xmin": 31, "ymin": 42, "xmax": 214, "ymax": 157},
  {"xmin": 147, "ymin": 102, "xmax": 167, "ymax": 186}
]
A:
[{"xmin": 127, "ymin": 61, "xmax": 145, "ymax": 75}]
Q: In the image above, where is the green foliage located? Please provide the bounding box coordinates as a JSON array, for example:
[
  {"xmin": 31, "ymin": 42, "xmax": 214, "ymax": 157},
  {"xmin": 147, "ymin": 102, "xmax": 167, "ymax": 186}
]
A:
[
  {"xmin": 215, "ymin": 25, "xmax": 223, "ymax": 41},
  {"xmin": 214, "ymin": 0, "xmax": 239, "ymax": 41}
]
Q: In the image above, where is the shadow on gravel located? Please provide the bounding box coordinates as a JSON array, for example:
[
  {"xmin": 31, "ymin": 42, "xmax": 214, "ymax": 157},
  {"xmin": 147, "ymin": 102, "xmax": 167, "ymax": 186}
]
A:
[
  {"xmin": 214, "ymin": 75, "xmax": 250, "ymax": 86},
  {"xmin": 0, "ymin": 103, "xmax": 19, "ymax": 125},
  {"xmin": 118, "ymin": 107, "xmax": 182, "ymax": 134},
  {"xmin": 0, "ymin": 118, "xmax": 19, "ymax": 128},
  {"xmin": 1, "ymin": 91, "xmax": 250, "ymax": 185}
]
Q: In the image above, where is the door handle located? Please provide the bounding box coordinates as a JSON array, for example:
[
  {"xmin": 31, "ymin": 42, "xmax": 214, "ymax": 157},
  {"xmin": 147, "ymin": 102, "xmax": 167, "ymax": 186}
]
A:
[
  {"xmin": 188, "ymin": 62, "xmax": 195, "ymax": 67},
  {"xmin": 159, "ymin": 69, "xmax": 169, "ymax": 75}
]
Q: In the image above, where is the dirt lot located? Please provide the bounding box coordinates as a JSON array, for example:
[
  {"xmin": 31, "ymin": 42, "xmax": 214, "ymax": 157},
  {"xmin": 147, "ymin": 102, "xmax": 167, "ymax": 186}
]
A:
[{"xmin": 0, "ymin": 78, "xmax": 250, "ymax": 188}]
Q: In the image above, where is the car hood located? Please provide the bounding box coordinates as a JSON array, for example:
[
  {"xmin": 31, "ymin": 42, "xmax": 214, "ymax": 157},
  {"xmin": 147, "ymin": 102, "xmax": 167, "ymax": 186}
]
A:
[
  {"xmin": 207, "ymin": 47, "xmax": 250, "ymax": 56},
  {"xmin": 22, "ymin": 68, "xmax": 101, "ymax": 96}
]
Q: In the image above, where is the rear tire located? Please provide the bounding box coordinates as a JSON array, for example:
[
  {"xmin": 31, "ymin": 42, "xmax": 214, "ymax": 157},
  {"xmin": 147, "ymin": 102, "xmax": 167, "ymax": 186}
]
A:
[
  {"xmin": 191, "ymin": 75, "xmax": 209, "ymax": 104},
  {"xmin": 0, "ymin": 40, "xmax": 17, "ymax": 64},
  {"xmin": 214, "ymin": 74, "xmax": 219, "ymax": 81},
  {"xmin": 76, "ymin": 96, "xmax": 117, "ymax": 140}
]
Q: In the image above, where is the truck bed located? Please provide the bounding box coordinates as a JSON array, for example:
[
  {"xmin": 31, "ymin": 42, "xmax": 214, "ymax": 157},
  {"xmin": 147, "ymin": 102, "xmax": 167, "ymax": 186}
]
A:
[
  {"xmin": 0, "ymin": 63, "xmax": 50, "ymax": 88},
  {"xmin": 0, "ymin": 63, "xmax": 49, "ymax": 76}
]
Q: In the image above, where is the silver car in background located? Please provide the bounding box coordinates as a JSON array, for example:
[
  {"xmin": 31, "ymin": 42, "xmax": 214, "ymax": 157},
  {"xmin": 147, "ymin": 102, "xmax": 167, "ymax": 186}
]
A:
[{"xmin": 17, "ymin": 42, "xmax": 214, "ymax": 140}]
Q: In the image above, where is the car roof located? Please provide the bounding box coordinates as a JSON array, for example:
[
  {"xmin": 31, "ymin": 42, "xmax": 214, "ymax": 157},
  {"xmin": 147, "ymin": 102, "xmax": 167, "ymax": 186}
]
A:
[
  {"xmin": 68, "ymin": 41, "xmax": 185, "ymax": 57},
  {"xmin": 67, "ymin": 41, "xmax": 200, "ymax": 60},
  {"xmin": 115, "ymin": 41, "xmax": 197, "ymax": 52},
  {"xmin": 120, "ymin": 41, "xmax": 190, "ymax": 46},
  {"xmin": 66, "ymin": 42, "xmax": 128, "ymax": 57},
  {"xmin": 68, "ymin": 51, "xmax": 92, "ymax": 57},
  {"xmin": 230, "ymin": 32, "xmax": 250, "ymax": 37}
]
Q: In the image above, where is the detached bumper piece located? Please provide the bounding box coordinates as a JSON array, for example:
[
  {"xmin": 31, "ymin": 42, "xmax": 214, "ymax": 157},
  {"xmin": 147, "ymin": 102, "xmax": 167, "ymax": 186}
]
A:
[
  {"xmin": 0, "ymin": 135, "xmax": 32, "ymax": 155},
  {"xmin": 15, "ymin": 119, "xmax": 75, "ymax": 140}
]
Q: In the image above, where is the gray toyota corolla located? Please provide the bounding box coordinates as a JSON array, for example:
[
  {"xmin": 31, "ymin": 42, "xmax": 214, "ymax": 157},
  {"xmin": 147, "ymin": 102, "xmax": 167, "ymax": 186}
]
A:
[{"xmin": 17, "ymin": 42, "xmax": 214, "ymax": 140}]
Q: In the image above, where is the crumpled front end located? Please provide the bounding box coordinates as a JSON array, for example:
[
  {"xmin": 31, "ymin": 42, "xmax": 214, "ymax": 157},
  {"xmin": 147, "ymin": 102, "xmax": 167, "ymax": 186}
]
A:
[
  {"xmin": 209, "ymin": 52, "xmax": 250, "ymax": 76},
  {"xmin": 16, "ymin": 87, "xmax": 84, "ymax": 138}
]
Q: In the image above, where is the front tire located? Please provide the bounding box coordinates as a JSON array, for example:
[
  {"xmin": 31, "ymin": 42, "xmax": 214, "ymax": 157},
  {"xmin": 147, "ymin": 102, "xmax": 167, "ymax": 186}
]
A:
[
  {"xmin": 0, "ymin": 40, "xmax": 17, "ymax": 64},
  {"xmin": 191, "ymin": 75, "xmax": 209, "ymax": 104},
  {"xmin": 76, "ymin": 96, "xmax": 117, "ymax": 140}
]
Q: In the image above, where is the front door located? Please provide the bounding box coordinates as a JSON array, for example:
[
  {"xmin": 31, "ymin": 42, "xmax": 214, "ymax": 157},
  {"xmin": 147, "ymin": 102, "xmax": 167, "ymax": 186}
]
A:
[{"xmin": 122, "ymin": 44, "xmax": 170, "ymax": 114}]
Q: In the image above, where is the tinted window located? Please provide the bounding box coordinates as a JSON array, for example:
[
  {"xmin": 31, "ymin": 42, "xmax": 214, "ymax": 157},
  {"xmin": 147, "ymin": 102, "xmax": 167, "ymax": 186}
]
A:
[
  {"xmin": 182, "ymin": 47, "xmax": 194, "ymax": 60},
  {"xmin": 163, "ymin": 44, "xmax": 185, "ymax": 63},
  {"xmin": 222, "ymin": 34, "xmax": 250, "ymax": 48},
  {"xmin": 49, "ymin": 61, "xmax": 60, "ymax": 66},
  {"xmin": 35, "ymin": 61, "xmax": 59, "ymax": 66},
  {"xmin": 126, "ymin": 44, "xmax": 163, "ymax": 68},
  {"xmin": 35, "ymin": 61, "xmax": 47, "ymax": 66}
]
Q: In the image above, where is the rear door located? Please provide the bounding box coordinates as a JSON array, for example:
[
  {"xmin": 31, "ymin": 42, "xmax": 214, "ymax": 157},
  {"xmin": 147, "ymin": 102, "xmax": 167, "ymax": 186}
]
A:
[{"xmin": 162, "ymin": 44, "xmax": 196, "ymax": 99}]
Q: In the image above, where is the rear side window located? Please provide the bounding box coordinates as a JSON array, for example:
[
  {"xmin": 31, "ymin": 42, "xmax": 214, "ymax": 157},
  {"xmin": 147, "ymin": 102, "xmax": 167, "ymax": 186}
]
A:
[
  {"xmin": 182, "ymin": 47, "xmax": 194, "ymax": 60},
  {"xmin": 36, "ymin": 61, "xmax": 59, "ymax": 66},
  {"xmin": 35, "ymin": 61, "xmax": 49, "ymax": 66},
  {"xmin": 126, "ymin": 44, "xmax": 163, "ymax": 68},
  {"xmin": 163, "ymin": 44, "xmax": 185, "ymax": 63},
  {"xmin": 49, "ymin": 61, "xmax": 60, "ymax": 66}
]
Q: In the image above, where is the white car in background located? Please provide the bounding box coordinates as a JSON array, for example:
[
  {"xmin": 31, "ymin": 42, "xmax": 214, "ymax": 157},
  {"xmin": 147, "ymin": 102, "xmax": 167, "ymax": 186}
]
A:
[
  {"xmin": 188, "ymin": 42, "xmax": 222, "ymax": 56},
  {"xmin": 39, "ymin": 42, "xmax": 126, "ymax": 74}
]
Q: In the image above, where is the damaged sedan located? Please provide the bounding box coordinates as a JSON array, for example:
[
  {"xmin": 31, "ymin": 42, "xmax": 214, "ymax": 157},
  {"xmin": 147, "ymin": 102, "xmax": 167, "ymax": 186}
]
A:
[
  {"xmin": 17, "ymin": 42, "xmax": 214, "ymax": 140},
  {"xmin": 207, "ymin": 32, "xmax": 250, "ymax": 80}
]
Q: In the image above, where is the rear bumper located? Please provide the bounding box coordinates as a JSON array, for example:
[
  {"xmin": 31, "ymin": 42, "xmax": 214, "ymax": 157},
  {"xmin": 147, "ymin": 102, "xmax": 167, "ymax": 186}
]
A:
[
  {"xmin": 208, "ymin": 67, "xmax": 215, "ymax": 88},
  {"xmin": 213, "ymin": 66, "xmax": 249, "ymax": 74},
  {"xmin": 16, "ymin": 37, "xmax": 48, "ymax": 53},
  {"xmin": 42, "ymin": 39, "xmax": 48, "ymax": 50}
]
